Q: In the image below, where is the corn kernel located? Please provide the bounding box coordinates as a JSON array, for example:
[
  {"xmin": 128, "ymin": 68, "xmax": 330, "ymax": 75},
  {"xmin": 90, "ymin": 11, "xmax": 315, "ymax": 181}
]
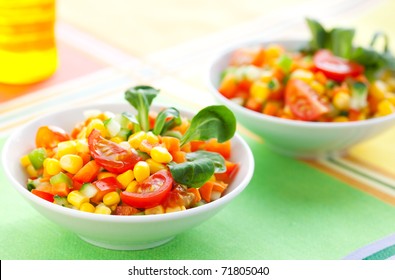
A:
[
  {"xmin": 110, "ymin": 136, "xmax": 123, "ymax": 143},
  {"xmin": 128, "ymin": 131, "xmax": 147, "ymax": 149},
  {"xmin": 67, "ymin": 190, "xmax": 89, "ymax": 208},
  {"xmin": 43, "ymin": 158, "xmax": 62, "ymax": 176},
  {"xmin": 116, "ymin": 170, "xmax": 134, "ymax": 188},
  {"xmin": 118, "ymin": 141, "xmax": 131, "ymax": 150},
  {"xmin": 146, "ymin": 159, "xmax": 166, "ymax": 174},
  {"xmin": 265, "ymin": 44, "xmax": 283, "ymax": 60},
  {"xmin": 290, "ymin": 69, "xmax": 314, "ymax": 83},
  {"xmin": 165, "ymin": 205, "xmax": 186, "ymax": 213},
  {"xmin": 103, "ymin": 191, "xmax": 120, "ymax": 206},
  {"xmin": 260, "ymin": 69, "xmax": 273, "ymax": 83},
  {"xmin": 333, "ymin": 91, "xmax": 350, "ymax": 111},
  {"xmin": 376, "ymin": 99, "xmax": 395, "ymax": 116},
  {"xmin": 134, "ymin": 161, "xmax": 150, "ymax": 182},
  {"xmin": 310, "ymin": 80, "xmax": 325, "ymax": 95},
  {"xmin": 60, "ymin": 154, "xmax": 83, "ymax": 174},
  {"xmin": 151, "ymin": 146, "xmax": 173, "ymax": 163},
  {"xmin": 20, "ymin": 155, "xmax": 31, "ymax": 167},
  {"xmin": 146, "ymin": 131, "xmax": 159, "ymax": 144},
  {"xmin": 125, "ymin": 180, "xmax": 138, "ymax": 192},
  {"xmin": 26, "ymin": 164, "xmax": 38, "ymax": 178},
  {"xmin": 385, "ymin": 77, "xmax": 395, "ymax": 91},
  {"xmin": 94, "ymin": 203, "xmax": 112, "ymax": 215},
  {"xmin": 75, "ymin": 139, "xmax": 89, "ymax": 154},
  {"xmin": 371, "ymin": 80, "xmax": 387, "ymax": 101},
  {"xmin": 80, "ymin": 202, "xmax": 95, "ymax": 213},
  {"xmin": 333, "ymin": 116, "xmax": 349, "ymax": 122},
  {"xmin": 86, "ymin": 118, "xmax": 107, "ymax": 138},
  {"xmin": 97, "ymin": 172, "xmax": 116, "ymax": 180},
  {"xmin": 250, "ymin": 80, "xmax": 270, "ymax": 102},
  {"xmin": 56, "ymin": 141, "xmax": 77, "ymax": 158},
  {"xmin": 145, "ymin": 205, "xmax": 165, "ymax": 215}
]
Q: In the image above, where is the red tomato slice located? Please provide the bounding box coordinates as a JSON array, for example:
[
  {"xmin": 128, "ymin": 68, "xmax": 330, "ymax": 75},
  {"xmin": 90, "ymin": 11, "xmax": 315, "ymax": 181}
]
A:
[
  {"xmin": 285, "ymin": 79, "xmax": 329, "ymax": 121},
  {"xmin": 120, "ymin": 170, "xmax": 173, "ymax": 209},
  {"xmin": 313, "ymin": 50, "xmax": 364, "ymax": 82},
  {"xmin": 31, "ymin": 189, "xmax": 54, "ymax": 203},
  {"xmin": 36, "ymin": 126, "xmax": 71, "ymax": 149},
  {"xmin": 88, "ymin": 129, "xmax": 141, "ymax": 174}
]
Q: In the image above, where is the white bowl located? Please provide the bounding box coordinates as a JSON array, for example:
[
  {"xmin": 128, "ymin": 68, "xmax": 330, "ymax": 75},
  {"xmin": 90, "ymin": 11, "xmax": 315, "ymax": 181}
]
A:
[
  {"xmin": 207, "ymin": 40, "xmax": 395, "ymax": 159},
  {"xmin": 2, "ymin": 103, "xmax": 254, "ymax": 250}
]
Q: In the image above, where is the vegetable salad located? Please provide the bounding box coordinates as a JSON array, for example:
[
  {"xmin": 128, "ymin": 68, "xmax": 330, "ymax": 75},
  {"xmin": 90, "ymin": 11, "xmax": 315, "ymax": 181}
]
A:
[
  {"xmin": 21, "ymin": 86, "xmax": 238, "ymax": 215},
  {"xmin": 218, "ymin": 18, "xmax": 395, "ymax": 122}
]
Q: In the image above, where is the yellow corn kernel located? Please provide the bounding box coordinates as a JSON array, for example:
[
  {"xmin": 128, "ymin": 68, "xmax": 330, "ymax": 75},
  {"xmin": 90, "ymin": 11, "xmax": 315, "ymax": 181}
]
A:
[
  {"xmin": 43, "ymin": 158, "xmax": 62, "ymax": 176},
  {"xmin": 97, "ymin": 172, "xmax": 117, "ymax": 180},
  {"xmin": 103, "ymin": 191, "xmax": 120, "ymax": 206},
  {"xmin": 110, "ymin": 136, "xmax": 123, "ymax": 143},
  {"xmin": 146, "ymin": 131, "xmax": 159, "ymax": 144},
  {"xmin": 150, "ymin": 146, "xmax": 173, "ymax": 163},
  {"xmin": 310, "ymin": 80, "xmax": 325, "ymax": 95},
  {"xmin": 67, "ymin": 190, "xmax": 89, "ymax": 208},
  {"xmin": 290, "ymin": 69, "xmax": 314, "ymax": 83},
  {"xmin": 20, "ymin": 155, "xmax": 31, "ymax": 167},
  {"xmin": 75, "ymin": 139, "xmax": 89, "ymax": 154},
  {"xmin": 56, "ymin": 140, "xmax": 77, "ymax": 158},
  {"xmin": 376, "ymin": 99, "xmax": 395, "ymax": 116},
  {"xmin": 371, "ymin": 80, "xmax": 387, "ymax": 101},
  {"xmin": 128, "ymin": 131, "xmax": 147, "ymax": 149},
  {"xmin": 333, "ymin": 91, "xmax": 350, "ymax": 111},
  {"xmin": 86, "ymin": 118, "xmax": 107, "ymax": 137},
  {"xmin": 250, "ymin": 80, "xmax": 270, "ymax": 102},
  {"xmin": 76, "ymin": 127, "xmax": 87, "ymax": 139},
  {"xmin": 387, "ymin": 93, "xmax": 395, "ymax": 106},
  {"xmin": 260, "ymin": 69, "xmax": 273, "ymax": 83},
  {"xmin": 26, "ymin": 164, "xmax": 38, "ymax": 178},
  {"xmin": 145, "ymin": 205, "xmax": 165, "ymax": 215},
  {"xmin": 125, "ymin": 180, "xmax": 138, "ymax": 192},
  {"xmin": 119, "ymin": 141, "xmax": 131, "ymax": 150},
  {"xmin": 80, "ymin": 202, "xmax": 95, "ymax": 213},
  {"xmin": 116, "ymin": 170, "xmax": 134, "ymax": 188},
  {"xmin": 146, "ymin": 158, "xmax": 166, "ymax": 174},
  {"xmin": 133, "ymin": 161, "xmax": 150, "ymax": 182},
  {"xmin": 385, "ymin": 77, "xmax": 395, "ymax": 91},
  {"xmin": 265, "ymin": 44, "xmax": 283, "ymax": 60},
  {"xmin": 94, "ymin": 203, "xmax": 112, "ymax": 215},
  {"xmin": 333, "ymin": 116, "xmax": 349, "ymax": 122},
  {"xmin": 60, "ymin": 154, "xmax": 83, "ymax": 174},
  {"xmin": 165, "ymin": 205, "xmax": 186, "ymax": 213}
]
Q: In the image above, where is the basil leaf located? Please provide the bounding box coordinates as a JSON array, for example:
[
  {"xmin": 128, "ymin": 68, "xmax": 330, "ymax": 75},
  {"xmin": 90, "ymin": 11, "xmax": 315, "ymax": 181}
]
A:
[
  {"xmin": 168, "ymin": 159, "xmax": 215, "ymax": 188},
  {"xmin": 153, "ymin": 107, "xmax": 181, "ymax": 135},
  {"xmin": 124, "ymin": 85, "xmax": 159, "ymax": 131},
  {"xmin": 185, "ymin": 151, "xmax": 226, "ymax": 173},
  {"xmin": 329, "ymin": 28, "xmax": 355, "ymax": 59},
  {"xmin": 180, "ymin": 105, "xmax": 236, "ymax": 147},
  {"xmin": 306, "ymin": 18, "xmax": 327, "ymax": 50}
]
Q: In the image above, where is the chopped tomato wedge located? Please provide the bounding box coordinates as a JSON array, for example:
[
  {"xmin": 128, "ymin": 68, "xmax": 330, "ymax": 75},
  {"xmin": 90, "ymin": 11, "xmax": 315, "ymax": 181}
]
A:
[
  {"xmin": 120, "ymin": 170, "xmax": 173, "ymax": 209},
  {"xmin": 88, "ymin": 129, "xmax": 141, "ymax": 174},
  {"xmin": 35, "ymin": 126, "xmax": 70, "ymax": 149},
  {"xmin": 31, "ymin": 189, "xmax": 54, "ymax": 202},
  {"xmin": 285, "ymin": 79, "xmax": 329, "ymax": 121},
  {"xmin": 313, "ymin": 50, "xmax": 364, "ymax": 82}
]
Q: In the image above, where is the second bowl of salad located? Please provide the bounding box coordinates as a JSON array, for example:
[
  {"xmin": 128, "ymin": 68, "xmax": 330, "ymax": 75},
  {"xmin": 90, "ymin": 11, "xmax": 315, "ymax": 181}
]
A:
[{"xmin": 207, "ymin": 18, "xmax": 395, "ymax": 159}]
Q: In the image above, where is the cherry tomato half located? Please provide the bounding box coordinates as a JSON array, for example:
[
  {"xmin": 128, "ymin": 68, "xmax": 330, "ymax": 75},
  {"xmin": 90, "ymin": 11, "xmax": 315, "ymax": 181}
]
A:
[
  {"xmin": 31, "ymin": 189, "xmax": 54, "ymax": 203},
  {"xmin": 285, "ymin": 79, "xmax": 329, "ymax": 121},
  {"xmin": 91, "ymin": 177, "xmax": 123, "ymax": 204},
  {"xmin": 35, "ymin": 125, "xmax": 71, "ymax": 149},
  {"xmin": 313, "ymin": 50, "xmax": 364, "ymax": 82},
  {"xmin": 120, "ymin": 170, "xmax": 174, "ymax": 209},
  {"xmin": 88, "ymin": 129, "xmax": 141, "ymax": 174}
]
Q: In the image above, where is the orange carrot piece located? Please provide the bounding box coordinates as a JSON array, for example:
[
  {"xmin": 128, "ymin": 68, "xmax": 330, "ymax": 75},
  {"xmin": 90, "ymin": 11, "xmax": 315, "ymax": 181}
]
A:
[
  {"xmin": 73, "ymin": 160, "xmax": 101, "ymax": 184},
  {"xmin": 161, "ymin": 136, "xmax": 181, "ymax": 153},
  {"xmin": 187, "ymin": 187, "xmax": 201, "ymax": 204},
  {"xmin": 172, "ymin": 151, "xmax": 186, "ymax": 163},
  {"xmin": 51, "ymin": 182, "xmax": 71, "ymax": 197},
  {"xmin": 204, "ymin": 139, "xmax": 231, "ymax": 159},
  {"xmin": 199, "ymin": 181, "xmax": 214, "ymax": 203}
]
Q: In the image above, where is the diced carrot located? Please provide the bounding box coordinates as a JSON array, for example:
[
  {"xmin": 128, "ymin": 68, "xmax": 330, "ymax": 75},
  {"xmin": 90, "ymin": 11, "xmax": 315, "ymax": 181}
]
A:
[
  {"xmin": 219, "ymin": 73, "xmax": 238, "ymax": 98},
  {"xmin": 189, "ymin": 140, "xmax": 205, "ymax": 152},
  {"xmin": 172, "ymin": 118, "xmax": 190, "ymax": 135},
  {"xmin": 161, "ymin": 136, "xmax": 181, "ymax": 153},
  {"xmin": 78, "ymin": 152, "xmax": 92, "ymax": 165},
  {"xmin": 51, "ymin": 182, "xmax": 70, "ymax": 197},
  {"xmin": 187, "ymin": 187, "xmax": 201, "ymax": 204},
  {"xmin": 199, "ymin": 181, "xmax": 214, "ymax": 203},
  {"xmin": 181, "ymin": 142, "xmax": 191, "ymax": 153},
  {"xmin": 212, "ymin": 181, "xmax": 227, "ymax": 193},
  {"xmin": 204, "ymin": 139, "xmax": 231, "ymax": 159},
  {"xmin": 263, "ymin": 101, "xmax": 281, "ymax": 116},
  {"xmin": 245, "ymin": 97, "xmax": 262, "ymax": 112},
  {"xmin": 73, "ymin": 160, "xmax": 101, "ymax": 184},
  {"xmin": 215, "ymin": 161, "xmax": 239, "ymax": 183},
  {"xmin": 172, "ymin": 150, "xmax": 186, "ymax": 163}
]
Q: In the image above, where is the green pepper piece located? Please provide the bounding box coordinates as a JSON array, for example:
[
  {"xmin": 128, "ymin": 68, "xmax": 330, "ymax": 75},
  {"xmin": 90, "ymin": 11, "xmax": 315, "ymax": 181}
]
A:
[{"xmin": 28, "ymin": 148, "xmax": 47, "ymax": 170}]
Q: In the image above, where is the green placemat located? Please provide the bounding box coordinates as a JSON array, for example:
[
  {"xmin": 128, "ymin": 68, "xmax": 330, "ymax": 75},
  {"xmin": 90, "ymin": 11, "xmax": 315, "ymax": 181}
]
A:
[{"xmin": 1, "ymin": 134, "xmax": 395, "ymax": 260}]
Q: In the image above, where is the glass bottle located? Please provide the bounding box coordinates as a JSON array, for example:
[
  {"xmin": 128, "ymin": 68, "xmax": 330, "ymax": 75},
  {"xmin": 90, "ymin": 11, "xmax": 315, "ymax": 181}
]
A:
[{"xmin": 0, "ymin": 0, "xmax": 58, "ymax": 85}]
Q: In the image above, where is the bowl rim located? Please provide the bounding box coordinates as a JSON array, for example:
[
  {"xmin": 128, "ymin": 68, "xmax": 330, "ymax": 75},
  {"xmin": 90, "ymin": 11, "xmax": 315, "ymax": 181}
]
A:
[
  {"xmin": 206, "ymin": 38, "xmax": 395, "ymax": 128},
  {"xmin": 2, "ymin": 102, "xmax": 254, "ymax": 223}
]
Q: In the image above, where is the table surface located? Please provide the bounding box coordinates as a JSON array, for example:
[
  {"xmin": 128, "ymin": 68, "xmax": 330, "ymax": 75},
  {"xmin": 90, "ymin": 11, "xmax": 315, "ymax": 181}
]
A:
[{"xmin": 1, "ymin": 0, "xmax": 395, "ymax": 260}]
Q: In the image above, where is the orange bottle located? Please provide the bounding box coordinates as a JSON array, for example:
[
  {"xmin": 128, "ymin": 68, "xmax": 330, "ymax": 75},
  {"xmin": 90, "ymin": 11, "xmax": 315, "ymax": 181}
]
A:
[{"xmin": 0, "ymin": 0, "xmax": 58, "ymax": 85}]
